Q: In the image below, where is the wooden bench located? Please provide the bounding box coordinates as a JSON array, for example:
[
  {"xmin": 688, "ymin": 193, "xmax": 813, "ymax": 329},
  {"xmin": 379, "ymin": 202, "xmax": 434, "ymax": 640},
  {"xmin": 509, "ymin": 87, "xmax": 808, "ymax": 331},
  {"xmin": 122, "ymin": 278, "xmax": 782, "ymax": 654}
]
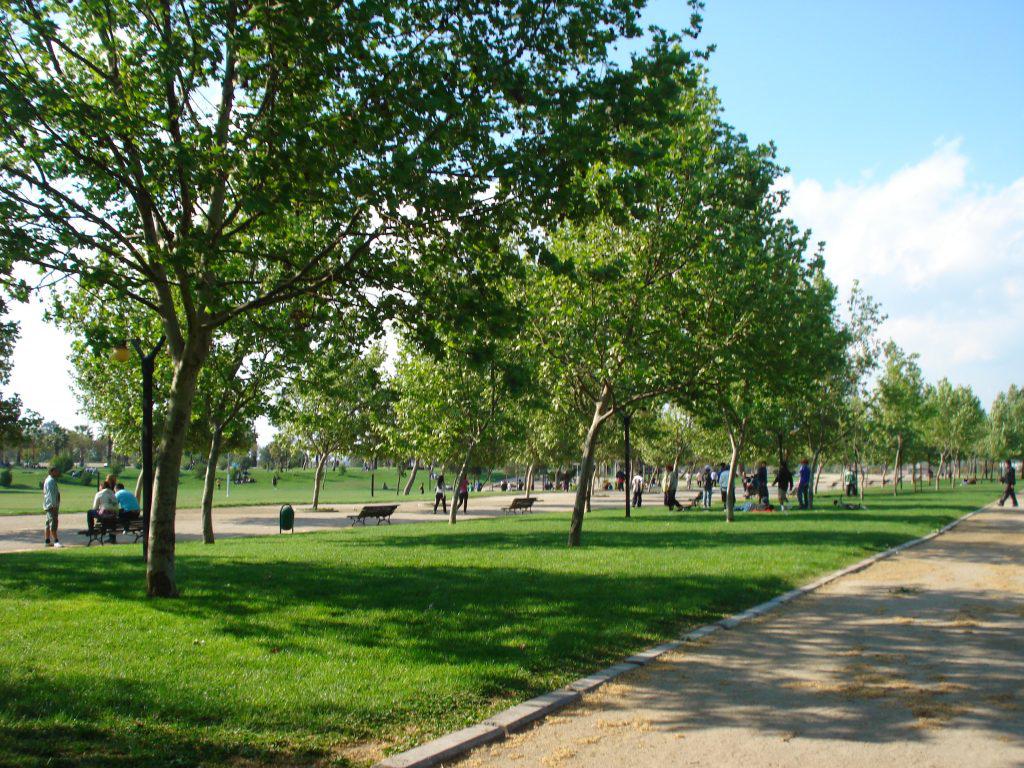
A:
[
  {"xmin": 348, "ymin": 504, "xmax": 398, "ymax": 526},
  {"xmin": 502, "ymin": 497, "xmax": 537, "ymax": 514},
  {"xmin": 77, "ymin": 516, "xmax": 143, "ymax": 546}
]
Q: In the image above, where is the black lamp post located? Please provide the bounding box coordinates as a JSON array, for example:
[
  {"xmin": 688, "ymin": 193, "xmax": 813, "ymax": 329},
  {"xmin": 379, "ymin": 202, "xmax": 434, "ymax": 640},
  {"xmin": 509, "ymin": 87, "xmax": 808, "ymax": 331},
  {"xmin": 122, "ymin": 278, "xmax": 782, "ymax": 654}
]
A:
[{"xmin": 114, "ymin": 337, "xmax": 165, "ymax": 562}]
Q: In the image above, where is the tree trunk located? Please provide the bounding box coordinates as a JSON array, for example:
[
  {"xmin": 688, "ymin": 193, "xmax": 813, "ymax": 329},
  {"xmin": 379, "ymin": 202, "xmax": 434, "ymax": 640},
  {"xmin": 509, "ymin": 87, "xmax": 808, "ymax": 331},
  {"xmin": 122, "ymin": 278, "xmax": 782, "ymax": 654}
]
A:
[
  {"xmin": 623, "ymin": 413, "xmax": 632, "ymax": 519},
  {"xmin": 811, "ymin": 450, "xmax": 823, "ymax": 507},
  {"xmin": 936, "ymin": 453, "xmax": 945, "ymax": 491},
  {"xmin": 201, "ymin": 427, "xmax": 223, "ymax": 544},
  {"xmin": 726, "ymin": 431, "xmax": 741, "ymax": 523},
  {"xmin": 403, "ymin": 458, "xmax": 419, "ymax": 495},
  {"xmin": 147, "ymin": 334, "xmax": 210, "ymax": 598},
  {"xmin": 893, "ymin": 436, "xmax": 903, "ymax": 496},
  {"xmin": 449, "ymin": 441, "xmax": 476, "ymax": 525},
  {"xmin": 569, "ymin": 389, "xmax": 613, "ymax": 547},
  {"xmin": 525, "ymin": 462, "xmax": 535, "ymax": 500},
  {"xmin": 312, "ymin": 453, "xmax": 328, "ymax": 510}
]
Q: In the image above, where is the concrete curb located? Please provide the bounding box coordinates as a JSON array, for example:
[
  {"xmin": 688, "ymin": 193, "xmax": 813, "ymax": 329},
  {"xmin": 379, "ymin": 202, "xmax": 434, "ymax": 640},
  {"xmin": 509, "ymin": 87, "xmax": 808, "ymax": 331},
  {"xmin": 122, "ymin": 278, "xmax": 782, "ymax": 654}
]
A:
[{"xmin": 373, "ymin": 503, "xmax": 989, "ymax": 768}]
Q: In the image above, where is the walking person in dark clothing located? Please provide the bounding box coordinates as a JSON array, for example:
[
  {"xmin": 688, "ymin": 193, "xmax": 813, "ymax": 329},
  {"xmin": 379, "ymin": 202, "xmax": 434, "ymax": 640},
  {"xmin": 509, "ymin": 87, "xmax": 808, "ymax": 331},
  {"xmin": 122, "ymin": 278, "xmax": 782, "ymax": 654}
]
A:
[
  {"xmin": 999, "ymin": 460, "xmax": 1018, "ymax": 507},
  {"xmin": 701, "ymin": 465, "xmax": 714, "ymax": 509},
  {"xmin": 797, "ymin": 458, "xmax": 811, "ymax": 510},
  {"xmin": 774, "ymin": 460, "xmax": 794, "ymax": 510},
  {"xmin": 432, "ymin": 475, "xmax": 448, "ymax": 514},
  {"xmin": 755, "ymin": 461, "xmax": 769, "ymax": 505}
]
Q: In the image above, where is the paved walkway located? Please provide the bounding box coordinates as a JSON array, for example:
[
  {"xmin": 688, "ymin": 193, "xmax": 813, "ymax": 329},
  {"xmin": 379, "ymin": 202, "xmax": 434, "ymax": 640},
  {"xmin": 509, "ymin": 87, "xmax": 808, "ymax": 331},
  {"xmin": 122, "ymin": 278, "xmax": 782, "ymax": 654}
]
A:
[
  {"xmin": 459, "ymin": 504, "xmax": 1024, "ymax": 768},
  {"xmin": 0, "ymin": 491, "xmax": 634, "ymax": 553}
]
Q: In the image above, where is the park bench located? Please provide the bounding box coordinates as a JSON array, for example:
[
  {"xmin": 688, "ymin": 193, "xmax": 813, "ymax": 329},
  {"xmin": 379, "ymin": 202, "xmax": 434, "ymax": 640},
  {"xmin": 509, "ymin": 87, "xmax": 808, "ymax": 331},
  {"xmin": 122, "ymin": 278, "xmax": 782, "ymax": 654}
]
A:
[
  {"xmin": 77, "ymin": 516, "xmax": 143, "ymax": 546},
  {"xmin": 502, "ymin": 497, "xmax": 537, "ymax": 514},
  {"xmin": 348, "ymin": 504, "xmax": 398, "ymax": 526}
]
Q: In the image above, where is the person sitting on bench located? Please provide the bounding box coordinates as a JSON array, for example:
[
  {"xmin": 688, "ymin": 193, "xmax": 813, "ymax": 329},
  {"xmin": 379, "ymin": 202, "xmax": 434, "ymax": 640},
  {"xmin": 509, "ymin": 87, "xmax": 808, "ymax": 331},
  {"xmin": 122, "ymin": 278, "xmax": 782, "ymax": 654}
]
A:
[
  {"xmin": 87, "ymin": 475, "xmax": 120, "ymax": 533},
  {"xmin": 114, "ymin": 483, "xmax": 141, "ymax": 527}
]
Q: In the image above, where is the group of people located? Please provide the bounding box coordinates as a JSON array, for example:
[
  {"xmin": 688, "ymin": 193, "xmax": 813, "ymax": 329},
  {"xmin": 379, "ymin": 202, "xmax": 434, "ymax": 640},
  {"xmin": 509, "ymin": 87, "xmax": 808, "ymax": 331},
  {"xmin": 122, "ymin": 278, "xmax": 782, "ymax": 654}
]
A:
[
  {"xmin": 654, "ymin": 459, "xmax": 816, "ymax": 512},
  {"xmin": 41, "ymin": 467, "xmax": 141, "ymax": 547}
]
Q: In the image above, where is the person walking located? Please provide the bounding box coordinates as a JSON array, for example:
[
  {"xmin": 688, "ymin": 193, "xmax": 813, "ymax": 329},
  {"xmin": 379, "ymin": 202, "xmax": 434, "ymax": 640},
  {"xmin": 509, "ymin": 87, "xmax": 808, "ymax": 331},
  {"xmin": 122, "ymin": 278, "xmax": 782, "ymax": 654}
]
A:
[
  {"xmin": 797, "ymin": 458, "xmax": 811, "ymax": 510},
  {"xmin": 631, "ymin": 471, "xmax": 644, "ymax": 508},
  {"xmin": 42, "ymin": 465, "xmax": 63, "ymax": 548},
  {"xmin": 432, "ymin": 475, "xmax": 448, "ymax": 514},
  {"xmin": 999, "ymin": 460, "xmax": 1018, "ymax": 507},
  {"xmin": 718, "ymin": 463, "xmax": 730, "ymax": 505},
  {"xmin": 756, "ymin": 461, "xmax": 769, "ymax": 506},
  {"xmin": 701, "ymin": 465, "xmax": 714, "ymax": 509},
  {"xmin": 774, "ymin": 460, "xmax": 794, "ymax": 510},
  {"xmin": 452, "ymin": 474, "xmax": 470, "ymax": 515},
  {"xmin": 662, "ymin": 465, "xmax": 684, "ymax": 511}
]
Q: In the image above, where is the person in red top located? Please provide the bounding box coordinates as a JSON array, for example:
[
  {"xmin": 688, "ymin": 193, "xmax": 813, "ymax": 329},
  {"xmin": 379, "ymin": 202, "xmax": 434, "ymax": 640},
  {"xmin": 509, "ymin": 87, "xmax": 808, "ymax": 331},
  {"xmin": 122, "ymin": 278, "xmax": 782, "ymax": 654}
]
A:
[{"xmin": 453, "ymin": 474, "xmax": 470, "ymax": 515}]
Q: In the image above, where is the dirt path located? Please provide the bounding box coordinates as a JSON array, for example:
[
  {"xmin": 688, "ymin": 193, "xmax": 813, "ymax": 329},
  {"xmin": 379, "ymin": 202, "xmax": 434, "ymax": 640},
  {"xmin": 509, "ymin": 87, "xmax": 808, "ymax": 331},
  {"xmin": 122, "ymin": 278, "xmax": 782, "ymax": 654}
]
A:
[
  {"xmin": 0, "ymin": 491, "xmax": 630, "ymax": 553},
  {"xmin": 460, "ymin": 504, "xmax": 1024, "ymax": 768}
]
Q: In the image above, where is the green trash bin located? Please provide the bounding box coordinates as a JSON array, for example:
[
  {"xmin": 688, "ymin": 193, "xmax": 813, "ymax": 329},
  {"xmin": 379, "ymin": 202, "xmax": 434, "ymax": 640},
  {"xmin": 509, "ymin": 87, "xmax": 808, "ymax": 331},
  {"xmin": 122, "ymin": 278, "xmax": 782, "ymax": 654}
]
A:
[{"xmin": 279, "ymin": 504, "xmax": 295, "ymax": 534}]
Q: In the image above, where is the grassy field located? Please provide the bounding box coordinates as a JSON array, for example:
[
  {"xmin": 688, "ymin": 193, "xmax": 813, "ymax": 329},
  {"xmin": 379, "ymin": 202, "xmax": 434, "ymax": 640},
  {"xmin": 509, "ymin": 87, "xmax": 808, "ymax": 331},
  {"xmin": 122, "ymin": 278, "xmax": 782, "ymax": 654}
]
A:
[
  {"xmin": 0, "ymin": 466, "xmax": 502, "ymax": 516},
  {"xmin": 0, "ymin": 483, "xmax": 999, "ymax": 767}
]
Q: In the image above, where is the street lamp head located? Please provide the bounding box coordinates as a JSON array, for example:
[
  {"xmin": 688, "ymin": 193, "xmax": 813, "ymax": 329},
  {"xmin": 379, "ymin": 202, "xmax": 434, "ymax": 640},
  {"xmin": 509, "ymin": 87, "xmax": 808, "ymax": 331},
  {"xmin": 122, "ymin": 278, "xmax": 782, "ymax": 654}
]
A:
[{"xmin": 111, "ymin": 343, "xmax": 131, "ymax": 363}]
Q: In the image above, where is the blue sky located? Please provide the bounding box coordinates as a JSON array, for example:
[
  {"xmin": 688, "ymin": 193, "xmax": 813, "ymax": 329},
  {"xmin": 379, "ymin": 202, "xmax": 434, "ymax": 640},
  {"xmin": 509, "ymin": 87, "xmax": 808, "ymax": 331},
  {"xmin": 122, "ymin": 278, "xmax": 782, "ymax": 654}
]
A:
[
  {"xmin": 5, "ymin": 0, "xmax": 1023, "ymax": 430},
  {"xmin": 639, "ymin": 0, "xmax": 1024, "ymax": 187},
  {"xmin": 616, "ymin": 0, "xmax": 1024, "ymax": 408}
]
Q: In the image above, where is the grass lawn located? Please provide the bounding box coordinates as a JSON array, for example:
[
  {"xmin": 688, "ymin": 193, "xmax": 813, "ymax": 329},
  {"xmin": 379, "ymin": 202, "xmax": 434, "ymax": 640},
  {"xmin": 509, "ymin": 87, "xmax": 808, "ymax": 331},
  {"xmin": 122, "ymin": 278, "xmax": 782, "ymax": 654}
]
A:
[
  {"xmin": 0, "ymin": 466, "xmax": 518, "ymax": 516},
  {"xmin": 0, "ymin": 483, "xmax": 999, "ymax": 767}
]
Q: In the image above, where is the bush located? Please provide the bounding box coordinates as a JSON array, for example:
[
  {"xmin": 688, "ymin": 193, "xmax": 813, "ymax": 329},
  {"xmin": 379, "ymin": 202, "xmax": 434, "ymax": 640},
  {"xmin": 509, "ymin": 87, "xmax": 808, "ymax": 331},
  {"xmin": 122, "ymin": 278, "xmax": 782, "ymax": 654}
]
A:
[
  {"xmin": 0, "ymin": 468, "xmax": 12, "ymax": 487},
  {"xmin": 109, "ymin": 462, "xmax": 125, "ymax": 478},
  {"xmin": 81, "ymin": 470, "xmax": 97, "ymax": 487},
  {"xmin": 51, "ymin": 455, "xmax": 74, "ymax": 474}
]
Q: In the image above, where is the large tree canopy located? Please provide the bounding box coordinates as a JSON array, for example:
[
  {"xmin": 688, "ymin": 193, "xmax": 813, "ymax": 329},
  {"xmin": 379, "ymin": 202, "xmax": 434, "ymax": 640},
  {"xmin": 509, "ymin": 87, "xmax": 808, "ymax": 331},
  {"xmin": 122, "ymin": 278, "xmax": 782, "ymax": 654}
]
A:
[{"xmin": 0, "ymin": 0, "xmax": 695, "ymax": 594}]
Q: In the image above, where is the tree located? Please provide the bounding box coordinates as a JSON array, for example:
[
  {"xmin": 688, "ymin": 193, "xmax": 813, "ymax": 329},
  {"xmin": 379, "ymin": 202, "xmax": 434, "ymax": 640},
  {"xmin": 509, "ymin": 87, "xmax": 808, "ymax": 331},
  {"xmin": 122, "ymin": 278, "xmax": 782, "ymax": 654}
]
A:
[
  {"xmin": 276, "ymin": 346, "xmax": 388, "ymax": 511},
  {"xmin": 870, "ymin": 342, "xmax": 926, "ymax": 495},
  {"xmin": 989, "ymin": 386, "xmax": 1024, "ymax": 464},
  {"xmin": 924, "ymin": 379, "xmax": 985, "ymax": 489},
  {"xmin": 0, "ymin": 0, "xmax": 693, "ymax": 595},
  {"xmin": 391, "ymin": 337, "xmax": 527, "ymax": 523}
]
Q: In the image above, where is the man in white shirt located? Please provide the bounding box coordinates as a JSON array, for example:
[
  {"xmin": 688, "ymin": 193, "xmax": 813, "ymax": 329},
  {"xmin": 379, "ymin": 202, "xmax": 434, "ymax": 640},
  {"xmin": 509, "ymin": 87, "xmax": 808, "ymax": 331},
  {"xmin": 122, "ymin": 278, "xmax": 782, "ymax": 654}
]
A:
[
  {"xmin": 42, "ymin": 466, "xmax": 62, "ymax": 548},
  {"xmin": 631, "ymin": 472, "xmax": 644, "ymax": 507}
]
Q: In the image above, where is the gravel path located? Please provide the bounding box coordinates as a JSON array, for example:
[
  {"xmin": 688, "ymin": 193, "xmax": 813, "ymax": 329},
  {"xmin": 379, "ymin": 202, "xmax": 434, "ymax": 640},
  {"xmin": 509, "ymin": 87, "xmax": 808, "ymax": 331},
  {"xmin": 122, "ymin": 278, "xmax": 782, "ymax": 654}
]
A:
[
  {"xmin": 459, "ymin": 503, "xmax": 1024, "ymax": 768},
  {"xmin": 0, "ymin": 491, "xmax": 626, "ymax": 553}
]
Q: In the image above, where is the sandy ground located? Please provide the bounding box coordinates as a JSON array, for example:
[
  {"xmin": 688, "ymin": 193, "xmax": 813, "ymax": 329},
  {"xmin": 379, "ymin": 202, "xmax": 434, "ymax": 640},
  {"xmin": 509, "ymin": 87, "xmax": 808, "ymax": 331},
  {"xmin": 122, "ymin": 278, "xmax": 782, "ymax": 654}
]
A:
[
  {"xmin": 458, "ymin": 504, "xmax": 1024, "ymax": 768},
  {"xmin": 0, "ymin": 490, "xmax": 634, "ymax": 553}
]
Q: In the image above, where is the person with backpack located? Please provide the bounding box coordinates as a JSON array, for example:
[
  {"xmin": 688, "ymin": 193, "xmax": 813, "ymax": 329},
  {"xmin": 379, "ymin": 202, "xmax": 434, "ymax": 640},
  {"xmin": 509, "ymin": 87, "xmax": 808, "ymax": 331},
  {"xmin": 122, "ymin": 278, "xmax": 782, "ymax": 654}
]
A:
[{"xmin": 999, "ymin": 460, "xmax": 1018, "ymax": 507}]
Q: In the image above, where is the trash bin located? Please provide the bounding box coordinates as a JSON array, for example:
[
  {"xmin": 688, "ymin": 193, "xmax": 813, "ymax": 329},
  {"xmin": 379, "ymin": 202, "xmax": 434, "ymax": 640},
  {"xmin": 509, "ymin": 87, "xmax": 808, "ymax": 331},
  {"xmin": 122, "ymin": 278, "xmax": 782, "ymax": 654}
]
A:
[{"xmin": 279, "ymin": 504, "xmax": 295, "ymax": 534}]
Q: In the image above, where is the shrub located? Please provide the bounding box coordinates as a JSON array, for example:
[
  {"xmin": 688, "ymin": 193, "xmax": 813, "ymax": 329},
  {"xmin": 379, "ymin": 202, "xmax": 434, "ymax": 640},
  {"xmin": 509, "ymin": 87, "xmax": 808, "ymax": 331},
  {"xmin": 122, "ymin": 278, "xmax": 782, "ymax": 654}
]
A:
[
  {"xmin": 51, "ymin": 455, "xmax": 74, "ymax": 474},
  {"xmin": 109, "ymin": 462, "xmax": 125, "ymax": 478},
  {"xmin": 0, "ymin": 468, "xmax": 12, "ymax": 487},
  {"xmin": 81, "ymin": 470, "xmax": 97, "ymax": 487}
]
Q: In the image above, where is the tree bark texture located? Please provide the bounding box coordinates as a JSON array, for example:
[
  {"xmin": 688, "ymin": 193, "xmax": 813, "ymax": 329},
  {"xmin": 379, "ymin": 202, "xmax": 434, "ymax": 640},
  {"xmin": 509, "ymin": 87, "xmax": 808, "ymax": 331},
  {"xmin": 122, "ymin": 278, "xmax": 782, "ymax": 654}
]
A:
[
  {"xmin": 201, "ymin": 427, "xmax": 223, "ymax": 544},
  {"xmin": 403, "ymin": 458, "xmax": 419, "ymax": 495},
  {"xmin": 569, "ymin": 389, "xmax": 613, "ymax": 546}
]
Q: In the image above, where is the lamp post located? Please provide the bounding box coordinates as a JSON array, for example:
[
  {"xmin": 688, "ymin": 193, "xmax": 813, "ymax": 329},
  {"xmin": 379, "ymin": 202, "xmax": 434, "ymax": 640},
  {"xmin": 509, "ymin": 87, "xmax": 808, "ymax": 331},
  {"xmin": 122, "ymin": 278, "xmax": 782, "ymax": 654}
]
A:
[{"xmin": 113, "ymin": 337, "xmax": 165, "ymax": 562}]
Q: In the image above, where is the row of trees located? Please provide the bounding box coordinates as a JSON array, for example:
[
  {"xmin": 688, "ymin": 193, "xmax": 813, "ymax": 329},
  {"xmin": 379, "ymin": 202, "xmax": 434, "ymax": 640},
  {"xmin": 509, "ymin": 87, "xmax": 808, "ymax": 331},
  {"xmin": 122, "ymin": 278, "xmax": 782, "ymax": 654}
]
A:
[{"xmin": 0, "ymin": 1, "xmax": 1019, "ymax": 596}]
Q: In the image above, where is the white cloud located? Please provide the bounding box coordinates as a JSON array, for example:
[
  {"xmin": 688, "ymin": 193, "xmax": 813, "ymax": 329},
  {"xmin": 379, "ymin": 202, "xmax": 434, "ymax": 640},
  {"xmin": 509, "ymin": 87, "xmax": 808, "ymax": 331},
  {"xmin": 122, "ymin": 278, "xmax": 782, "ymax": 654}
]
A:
[{"xmin": 780, "ymin": 140, "xmax": 1024, "ymax": 406}]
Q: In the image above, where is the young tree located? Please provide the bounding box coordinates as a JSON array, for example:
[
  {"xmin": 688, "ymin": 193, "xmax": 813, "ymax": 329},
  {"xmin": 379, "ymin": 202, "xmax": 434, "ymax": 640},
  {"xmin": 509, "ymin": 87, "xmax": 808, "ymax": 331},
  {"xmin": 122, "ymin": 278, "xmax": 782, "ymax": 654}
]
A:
[
  {"xmin": 988, "ymin": 386, "xmax": 1024, "ymax": 464},
  {"xmin": 870, "ymin": 342, "xmax": 926, "ymax": 495},
  {"xmin": 276, "ymin": 346, "xmax": 388, "ymax": 511},
  {"xmin": 924, "ymin": 379, "xmax": 986, "ymax": 489},
  {"xmin": 0, "ymin": 0, "xmax": 692, "ymax": 595}
]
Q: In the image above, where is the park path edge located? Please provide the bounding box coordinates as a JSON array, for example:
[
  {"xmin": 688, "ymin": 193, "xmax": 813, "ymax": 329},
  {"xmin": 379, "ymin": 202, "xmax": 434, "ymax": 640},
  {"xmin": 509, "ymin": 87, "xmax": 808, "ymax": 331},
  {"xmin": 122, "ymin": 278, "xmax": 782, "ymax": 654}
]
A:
[{"xmin": 373, "ymin": 501, "xmax": 992, "ymax": 768}]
